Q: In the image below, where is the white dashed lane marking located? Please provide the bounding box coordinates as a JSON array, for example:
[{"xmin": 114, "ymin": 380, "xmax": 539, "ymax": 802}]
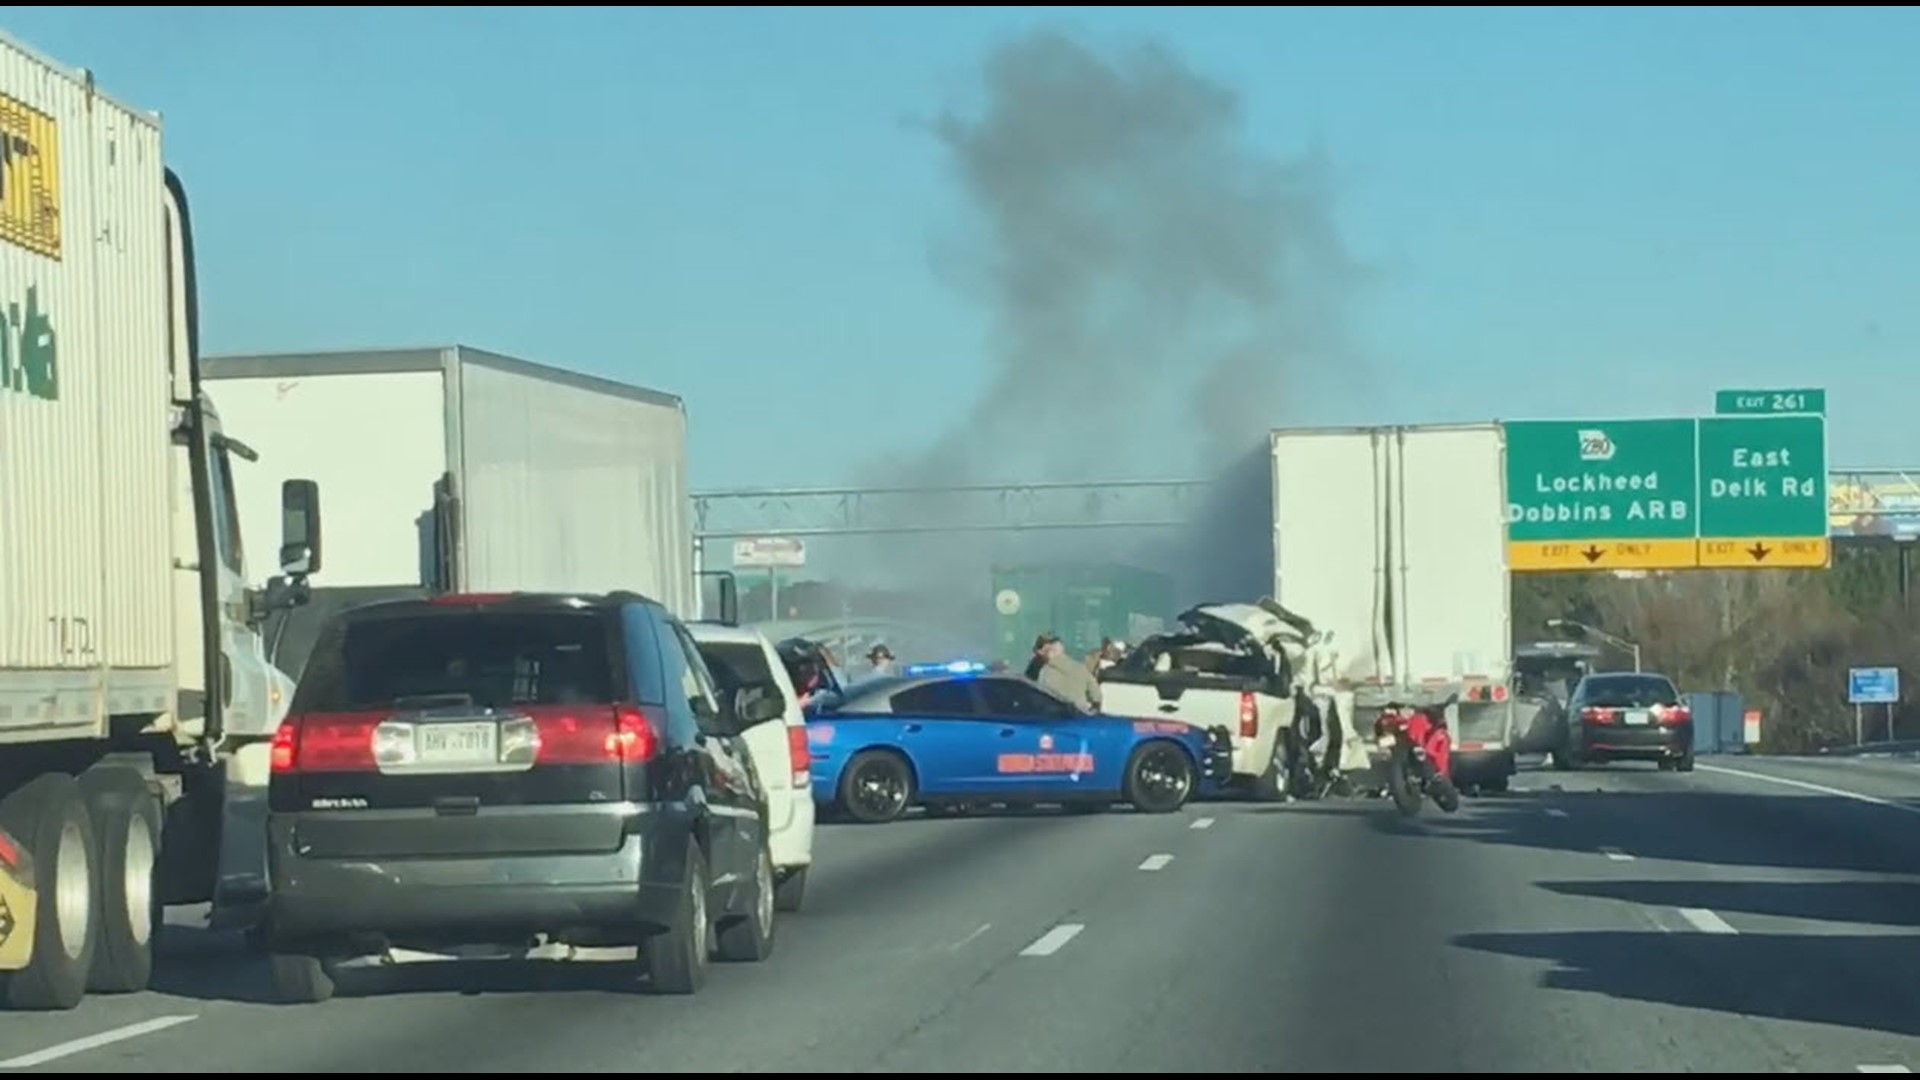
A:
[
  {"xmin": 1189, "ymin": 817, "xmax": 1215, "ymax": 830},
  {"xmin": 1599, "ymin": 846, "xmax": 1634, "ymax": 862},
  {"xmin": 1543, "ymin": 807, "xmax": 1569, "ymax": 818},
  {"xmin": 1020, "ymin": 923, "xmax": 1085, "ymax": 957},
  {"xmin": 1137, "ymin": 853, "xmax": 1174, "ymax": 871},
  {"xmin": 0, "ymin": 1015, "xmax": 198, "ymax": 1069},
  {"xmin": 1678, "ymin": 907, "xmax": 1738, "ymax": 935},
  {"xmin": 948, "ymin": 923, "xmax": 992, "ymax": 950},
  {"xmin": 1857, "ymin": 1065, "xmax": 1911, "ymax": 1073}
]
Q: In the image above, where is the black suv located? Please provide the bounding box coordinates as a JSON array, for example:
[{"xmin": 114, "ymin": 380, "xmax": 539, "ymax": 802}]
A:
[{"xmin": 260, "ymin": 591, "xmax": 784, "ymax": 1002}]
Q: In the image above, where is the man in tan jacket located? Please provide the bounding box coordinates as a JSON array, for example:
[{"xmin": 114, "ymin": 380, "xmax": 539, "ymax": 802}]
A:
[{"xmin": 1037, "ymin": 639, "xmax": 1102, "ymax": 713}]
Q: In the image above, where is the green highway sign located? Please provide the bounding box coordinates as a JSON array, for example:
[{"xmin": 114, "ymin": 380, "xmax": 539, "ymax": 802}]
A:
[
  {"xmin": 1505, "ymin": 413, "xmax": 1830, "ymax": 572},
  {"xmin": 1696, "ymin": 414, "xmax": 1828, "ymax": 568},
  {"xmin": 1714, "ymin": 388, "xmax": 1825, "ymax": 415},
  {"xmin": 1505, "ymin": 419, "xmax": 1698, "ymax": 570}
]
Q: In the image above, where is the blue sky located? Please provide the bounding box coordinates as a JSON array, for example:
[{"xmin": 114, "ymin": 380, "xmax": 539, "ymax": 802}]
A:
[{"xmin": 8, "ymin": 6, "xmax": 1918, "ymax": 488}]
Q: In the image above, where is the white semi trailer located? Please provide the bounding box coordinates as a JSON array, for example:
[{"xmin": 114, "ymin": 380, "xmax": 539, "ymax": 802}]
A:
[
  {"xmin": 200, "ymin": 346, "xmax": 700, "ymax": 681},
  {"xmin": 1269, "ymin": 423, "xmax": 1520, "ymax": 789},
  {"xmin": 0, "ymin": 30, "xmax": 323, "ymax": 1009}
]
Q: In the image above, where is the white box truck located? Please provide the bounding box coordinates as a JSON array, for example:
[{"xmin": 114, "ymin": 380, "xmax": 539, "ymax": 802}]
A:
[
  {"xmin": 200, "ymin": 346, "xmax": 699, "ymax": 679},
  {"xmin": 1269, "ymin": 423, "xmax": 1519, "ymax": 789},
  {"xmin": 0, "ymin": 30, "xmax": 324, "ymax": 1008}
]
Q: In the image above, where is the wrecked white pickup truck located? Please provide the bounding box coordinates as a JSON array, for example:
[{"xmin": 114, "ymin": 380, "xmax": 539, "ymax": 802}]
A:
[{"xmin": 1097, "ymin": 600, "xmax": 1367, "ymax": 800}]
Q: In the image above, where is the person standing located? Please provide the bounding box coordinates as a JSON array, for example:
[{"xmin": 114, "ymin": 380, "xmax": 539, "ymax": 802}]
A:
[
  {"xmin": 1038, "ymin": 639, "xmax": 1102, "ymax": 713},
  {"xmin": 1024, "ymin": 633, "xmax": 1055, "ymax": 681},
  {"xmin": 864, "ymin": 643, "xmax": 896, "ymax": 680}
]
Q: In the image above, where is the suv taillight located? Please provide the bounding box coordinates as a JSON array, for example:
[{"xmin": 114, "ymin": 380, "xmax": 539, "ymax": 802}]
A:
[
  {"xmin": 786, "ymin": 725, "xmax": 811, "ymax": 786},
  {"xmin": 268, "ymin": 705, "xmax": 661, "ymax": 775},
  {"xmin": 1238, "ymin": 692, "xmax": 1258, "ymax": 739}
]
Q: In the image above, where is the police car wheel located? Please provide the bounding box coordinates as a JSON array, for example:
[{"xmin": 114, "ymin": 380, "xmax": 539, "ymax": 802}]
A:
[
  {"xmin": 1125, "ymin": 744, "xmax": 1195, "ymax": 814},
  {"xmin": 839, "ymin": 751, "xmax": 914, "ymax": 824}
]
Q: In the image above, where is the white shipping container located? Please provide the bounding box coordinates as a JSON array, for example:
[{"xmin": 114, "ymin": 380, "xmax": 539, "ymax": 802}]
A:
[
  {"xmin": 203, "ymin": 346, "xmax": 696, "ymax": 618},
  {"xmin": 0, "ymin": 34, "xmax": 176, "ymax": 677},
  {"xmin": 1270, "ymin": 423, "xmax": 1511, "ymax": 688}
]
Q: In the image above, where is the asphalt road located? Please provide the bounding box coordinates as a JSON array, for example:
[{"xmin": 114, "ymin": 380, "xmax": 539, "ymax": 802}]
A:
[{"xmin": 0, "ymin": 756, "xmax": 1917, "ymax": 1073}]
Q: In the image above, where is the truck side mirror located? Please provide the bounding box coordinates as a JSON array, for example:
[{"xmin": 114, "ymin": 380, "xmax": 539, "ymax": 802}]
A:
[
  {"xmin": 279, "ymin": 479, "xmax": 322, "ymax": 578},
  {"xmin": 698, "ymin": 570, "xmax": 739, "ymax": 626}
]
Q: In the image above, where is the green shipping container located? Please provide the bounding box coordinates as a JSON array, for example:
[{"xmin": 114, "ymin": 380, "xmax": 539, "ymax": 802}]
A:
[{"xmin": 992, "ymin": 563, "xmax": 1175, "ymax": 668}]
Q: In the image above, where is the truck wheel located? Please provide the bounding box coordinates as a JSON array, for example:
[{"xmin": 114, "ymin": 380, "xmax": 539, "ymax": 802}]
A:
[
  {"xmin": 774, "ymin": 867, "xmax": 807, "ymax": 913},
  {"xmin": 644, "ymin": 843, "xmax": 711, "ymax": 995},
  {"xmin": 0, "ymin": 775, "xmax": 99, "ymax": 1010},
  {"xmin": 268, "ymin": 953, "xmax": 336, "ymax": 1004},
  {"xmin": 79, "ymin": 769, "xmax": 162, "ymax": 994},
  {"xmin": 715, "ymin": 843, "xmax": 776, "ymax": 963},
  {"xmin": 1252, "ymin": 734, "xmax": 1287, "ymax": 802}
]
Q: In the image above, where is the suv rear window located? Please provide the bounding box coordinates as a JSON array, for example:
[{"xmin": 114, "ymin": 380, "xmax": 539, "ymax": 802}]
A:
[
  {"xmin": 1581, "ymin": 674, "xmax": 1680, "ymax": 708},
  {"xmin": 699, "ymin": 642, "xmax": 788, "ymax": 705},
  {"xmin": 294, "ymin": 612, "xmax": 615, "ymax": 712}
]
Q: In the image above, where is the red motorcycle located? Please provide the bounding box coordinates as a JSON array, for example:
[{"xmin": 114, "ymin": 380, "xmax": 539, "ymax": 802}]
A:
[{"xmin": 1374, "ymin": 695, "xmax": 1462, "ymax": 817}]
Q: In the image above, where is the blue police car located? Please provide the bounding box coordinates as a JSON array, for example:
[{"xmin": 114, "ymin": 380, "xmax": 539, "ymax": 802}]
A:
[{"xmin": 803, "ymin": 662, "xmax": 1230, "ymax": 823}]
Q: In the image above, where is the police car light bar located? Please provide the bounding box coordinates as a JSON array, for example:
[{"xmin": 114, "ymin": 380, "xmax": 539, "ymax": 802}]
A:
[{"xmin": 905, "ymin": 660, "xmax": 989, "ymax": 678}]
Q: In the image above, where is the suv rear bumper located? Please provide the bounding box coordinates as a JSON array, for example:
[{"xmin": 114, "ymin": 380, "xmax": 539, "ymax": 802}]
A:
[{"xmin": 263, "ymin": 813, "xmax": 685, "ymax": 946}]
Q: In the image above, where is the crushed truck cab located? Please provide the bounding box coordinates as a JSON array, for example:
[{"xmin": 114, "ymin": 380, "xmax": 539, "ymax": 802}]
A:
[{"xmin": 1098, "ymin": 602, "xmax": 1349, "ymax": 800}]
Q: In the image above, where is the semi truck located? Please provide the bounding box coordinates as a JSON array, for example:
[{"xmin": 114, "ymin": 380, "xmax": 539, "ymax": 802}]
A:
[
  {"xmin": 1269, "ymin": 423, "xmax": 1519, "ymax": 790},
  {"xmin": 0, "ymin": 30, "xmax": 323, "ymax": 1009},
  {"xmin": 200, "ymin": 346, "xmax": 699, "ymax": 680}
]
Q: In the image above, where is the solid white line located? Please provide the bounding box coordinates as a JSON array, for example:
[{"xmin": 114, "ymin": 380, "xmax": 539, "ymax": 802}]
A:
[
  {"xmin": 1857, "ymin": 1065, "xmax": 1911, "ymax": 1073},
  {"xmin": 1678, "ymin": 907, "xmax": 1738, "ymax": 935},
  {"xmin": 1020, "ymin": 923, "xmax": 1085, "ymax": 957},
  {"xmin": 1138, "ymin": 853, "xmax": 1174, "ymax": 871},
  {"xmin": 1698, "ymin": 763, "xmax": 1920, "ymax": 818},
  {"xmin": 0, "ymin": 1015, "xmax": 198, "ymax": 1069},
  {"xmin": 1189, "ymin": 817, "xmax": 1215, "ymax": 830},
  {"xmin": 1543, "ymin": 807, "xmax": 1569, "ymax": 818},
  {"xmin": 1599, "ymin": 846, "xmax": 1634, "ymax": 862}
]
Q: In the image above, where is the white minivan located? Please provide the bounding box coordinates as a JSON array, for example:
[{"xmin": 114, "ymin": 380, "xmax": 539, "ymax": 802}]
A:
[{"xmin": 688, "ymin": 623, "xmax": 816, "ymax": 911}]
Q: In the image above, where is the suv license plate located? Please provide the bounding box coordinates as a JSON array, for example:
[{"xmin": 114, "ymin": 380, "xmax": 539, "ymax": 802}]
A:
[
  {"xmin": 1624, "ymin": 709, "xmax": 1651, "ymax": 726},
  {"xmin": 417, "ymin": 722, "xmax": 499, "ymax": 765}
]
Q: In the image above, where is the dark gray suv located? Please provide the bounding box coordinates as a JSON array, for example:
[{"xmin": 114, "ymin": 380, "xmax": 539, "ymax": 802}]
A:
[{"xmin": 261, "ymin": 591, "xmax": 784, "ymax": 1002}]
